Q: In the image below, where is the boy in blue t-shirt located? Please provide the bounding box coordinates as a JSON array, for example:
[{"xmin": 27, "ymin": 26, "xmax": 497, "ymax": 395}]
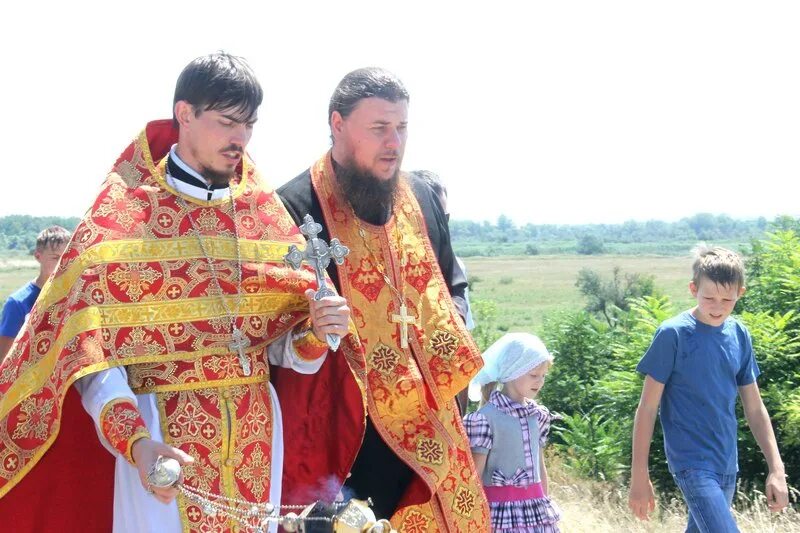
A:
[
  {"xmin": 0, "ymin": 226, "xmax": 70, "ymax": 361},
  {"xmin": 628, "ymin": 245, "xmax": 788, "ymax": 532}
]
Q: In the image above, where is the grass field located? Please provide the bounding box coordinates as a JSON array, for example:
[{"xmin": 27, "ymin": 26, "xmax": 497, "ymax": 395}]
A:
[
  {"xmin": 549, "ymin": 457, "xmax": 800, "ymax": 533},
  {"xmin": 455, "ymin": 238, "xmax": 752, "ymax": 258},
  {"xmin": 464, "ymin": 254, "xmax": 696, "ymax": 333},
  {"xmin": 0, "ymin": 257, "xmax": 36, "ymax": 304}
]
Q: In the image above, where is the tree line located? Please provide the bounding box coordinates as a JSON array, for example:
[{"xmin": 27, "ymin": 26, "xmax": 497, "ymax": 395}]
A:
[
  {"xmin": 0, "ymin": 215, "xmax": 81, "ymax": 254},
  {"xmin": 450, "ymin": 213, "xmax": 789, "ymax": 256}
]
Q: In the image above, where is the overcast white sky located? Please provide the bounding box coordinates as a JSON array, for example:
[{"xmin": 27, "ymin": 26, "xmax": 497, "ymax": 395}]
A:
[{"xmin": 1, "ymin": 1, "xmax": 798, "ymax": 225}]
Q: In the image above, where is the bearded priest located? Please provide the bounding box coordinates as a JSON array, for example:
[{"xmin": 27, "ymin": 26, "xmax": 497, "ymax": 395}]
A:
[{"xmin": 278, "ymin": 68, "xmax": 490, "ymax": 532}]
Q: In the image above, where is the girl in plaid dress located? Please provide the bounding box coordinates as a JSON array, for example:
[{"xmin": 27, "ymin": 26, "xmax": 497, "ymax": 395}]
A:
[{"xmin": 464, "ymin": 333, "xmax": 561, "ymax": 532}]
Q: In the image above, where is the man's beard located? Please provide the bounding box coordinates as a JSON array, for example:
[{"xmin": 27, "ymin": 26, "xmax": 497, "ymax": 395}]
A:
[
  {"xmin": 337, "ymin": 160, "xmax": 400, "ymax": 224},
  {"xmin": 200, "ymin": 166, "xmax": 236, "ymax": 186},
  {"xmin": 199, "ymin": 145, "xmax": 243, "ymax": 186}
]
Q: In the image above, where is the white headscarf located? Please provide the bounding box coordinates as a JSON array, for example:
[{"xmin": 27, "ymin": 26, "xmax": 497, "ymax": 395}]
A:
[{"xmin": 469, "ymin": 333, "xmax": 553, "ymax": 401}]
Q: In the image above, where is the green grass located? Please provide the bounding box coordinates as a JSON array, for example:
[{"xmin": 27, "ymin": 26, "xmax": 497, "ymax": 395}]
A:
[
  {"xmin": 455, "ymin": 239, "xmax": 752, "ymax": 257},
  {"xmin": 0, "ymin": 267, "xmax": 36, "ymax": 306},
  {"xmin": 464, "ymin": 254, "xmax": 696, "ymax": 333}
]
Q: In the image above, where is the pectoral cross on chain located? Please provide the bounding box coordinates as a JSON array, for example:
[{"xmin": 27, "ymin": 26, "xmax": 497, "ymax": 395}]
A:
[
  {"xmin": 284, "ymin": 214, "xmax": 350, "ymax": 351},
  {"xmin": 392, "ymin": 302, "xmax": 417, "ymax": 349},
  {"xmin": 229, "ymin": 327, "xmax": 252, "ymax": 376}
]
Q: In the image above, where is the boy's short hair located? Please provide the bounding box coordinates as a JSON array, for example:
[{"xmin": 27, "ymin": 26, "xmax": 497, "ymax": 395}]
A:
[
  {"xmin": 691, "ymin": 243, "xmax": 745, "ymax": 289},
  {"xmin": 35, "ymin": 226, "xmax": 71, "ymax": 252}
]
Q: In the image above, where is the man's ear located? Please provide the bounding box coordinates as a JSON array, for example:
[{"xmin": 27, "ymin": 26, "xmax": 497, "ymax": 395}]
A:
[
  {"xmin": 174, "ymin": 101, "xmax": 195, "ymax": 129},
  {"xmin": 330, "ymin": 111, "xmax": 344, "ymax": 138}
]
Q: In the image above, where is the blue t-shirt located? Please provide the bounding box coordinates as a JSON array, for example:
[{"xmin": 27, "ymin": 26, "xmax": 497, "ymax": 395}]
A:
[
  {"xmin": 0, "ymin": 282, "xmax": 41, "ymax": 338},
  {"xmin": 636, "ymin": 310, "xmax": 760, "ymax": 475}
]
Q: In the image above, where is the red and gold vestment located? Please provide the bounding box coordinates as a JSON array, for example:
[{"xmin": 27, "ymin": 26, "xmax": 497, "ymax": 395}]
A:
[{"xmin": 0, "ymin": 122, "xmax": 366, "ymax": 532}]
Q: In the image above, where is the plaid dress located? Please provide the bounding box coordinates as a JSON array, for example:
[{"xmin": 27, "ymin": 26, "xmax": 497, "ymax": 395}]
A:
[{"xmin": 464, "ymin": 391, "xmax": 561, "ymax": 532}]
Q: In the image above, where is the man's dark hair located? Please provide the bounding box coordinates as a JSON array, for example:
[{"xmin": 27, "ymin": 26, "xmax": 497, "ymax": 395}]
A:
[
  {"xmin": 173, "ymin": 52, "xmax": 263, "ymax": 128},
  {"xmin": 328, "ymin": 67, "xmax": 409, "ymax": 127},
  {"xmin": 411, "ymin": 170, "xmax": 446, "ymax": 199}
]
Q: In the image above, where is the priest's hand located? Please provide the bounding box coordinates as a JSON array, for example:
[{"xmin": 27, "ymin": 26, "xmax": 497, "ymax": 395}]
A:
[
  {"xmin": 305, "ymin": 289, "xmax": 350, "ymax": 341},
  {"xmin": 132, "ymin": 437, "xmax": 194, "ymax": 504}
]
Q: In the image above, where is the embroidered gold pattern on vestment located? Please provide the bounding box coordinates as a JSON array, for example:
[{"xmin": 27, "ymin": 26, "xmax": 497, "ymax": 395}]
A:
[
  {"xmin": 310, "ymin": 153, "xmax": 489, "ymax": 531},
  {"xmin": 0, "ymin": 124, "xmax": 346, "ymax": 522}
]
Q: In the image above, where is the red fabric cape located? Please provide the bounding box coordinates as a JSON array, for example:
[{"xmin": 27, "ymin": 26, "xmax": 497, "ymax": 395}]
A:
[
  {"xmin": 0, "ymin": 120, "xmax": 366, "ymax": 530},
  {"xmin": 0, "ymin": 388, "xmax": 114, "ymax": 532}
]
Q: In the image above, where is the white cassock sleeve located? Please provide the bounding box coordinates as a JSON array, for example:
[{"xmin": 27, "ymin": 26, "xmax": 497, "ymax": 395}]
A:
[
  {"xmin": 72, "ymin": 329, "xmax": 325, "ymax": 533},
  {"xmin": 72, "ymin": 365, "xmax": 134, "ymax": 456}
]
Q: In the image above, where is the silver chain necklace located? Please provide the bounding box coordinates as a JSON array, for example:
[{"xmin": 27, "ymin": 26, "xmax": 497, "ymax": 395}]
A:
[{"xmin": 172, "ymin": 174, "xmax": 252, "ymax": 376}]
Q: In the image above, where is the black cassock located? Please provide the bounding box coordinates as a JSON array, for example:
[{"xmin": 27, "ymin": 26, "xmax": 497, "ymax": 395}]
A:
[{"xmin": 277, "ymin": 167, "xmax": 468, "ymax": 520}]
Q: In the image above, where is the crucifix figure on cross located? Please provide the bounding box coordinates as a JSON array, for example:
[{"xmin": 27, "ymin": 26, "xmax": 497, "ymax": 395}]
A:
[{"xmin": 284, "ymin": 214, "xmax": 350, "ymax": 351}]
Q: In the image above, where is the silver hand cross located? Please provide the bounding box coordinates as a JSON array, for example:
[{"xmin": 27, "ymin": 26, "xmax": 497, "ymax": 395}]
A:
[{"xmin": 285, "ymin": 214, "xmax": 350, "ymax": 351}]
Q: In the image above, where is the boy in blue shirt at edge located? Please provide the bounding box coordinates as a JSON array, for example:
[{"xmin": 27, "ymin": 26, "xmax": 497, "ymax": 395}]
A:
[
  {"xmin": 0, "ymin": 226, "xmax": 70, "ymax": 361},
  {"xmin": 628, "ymin": 245, "xmax": 788, "ymax": 532}
]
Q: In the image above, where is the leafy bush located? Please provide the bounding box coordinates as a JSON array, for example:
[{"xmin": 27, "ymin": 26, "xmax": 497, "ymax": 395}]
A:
[
  {"xmin": 575, "ymin": 266, "xmax": 656, "ymax": 326},
  {"xmin": 577, "ymin": 234, "xmax": 605, "ymax": 255},
  {"xmin": 554, "ymin": 410, "xmax": 626, "ymax": 481},
  {"xmin": 525, "ymin": 243, "xmax": 540, "ymax": 255}
]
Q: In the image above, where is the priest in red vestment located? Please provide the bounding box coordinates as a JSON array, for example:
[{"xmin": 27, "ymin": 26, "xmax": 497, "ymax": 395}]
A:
[{"xmin": 0, "ymin": 52, "xmax": 366, "ymax": 533}]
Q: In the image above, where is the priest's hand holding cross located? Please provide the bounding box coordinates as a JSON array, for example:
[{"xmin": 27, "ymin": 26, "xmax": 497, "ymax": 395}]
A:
[
  {"xmin": 304, "ymin": 289, "xmax": 350, "ymax": 344},
  {"xmin": 286, "ymin": 214, "xmax": 352, "ymax": 349}
]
